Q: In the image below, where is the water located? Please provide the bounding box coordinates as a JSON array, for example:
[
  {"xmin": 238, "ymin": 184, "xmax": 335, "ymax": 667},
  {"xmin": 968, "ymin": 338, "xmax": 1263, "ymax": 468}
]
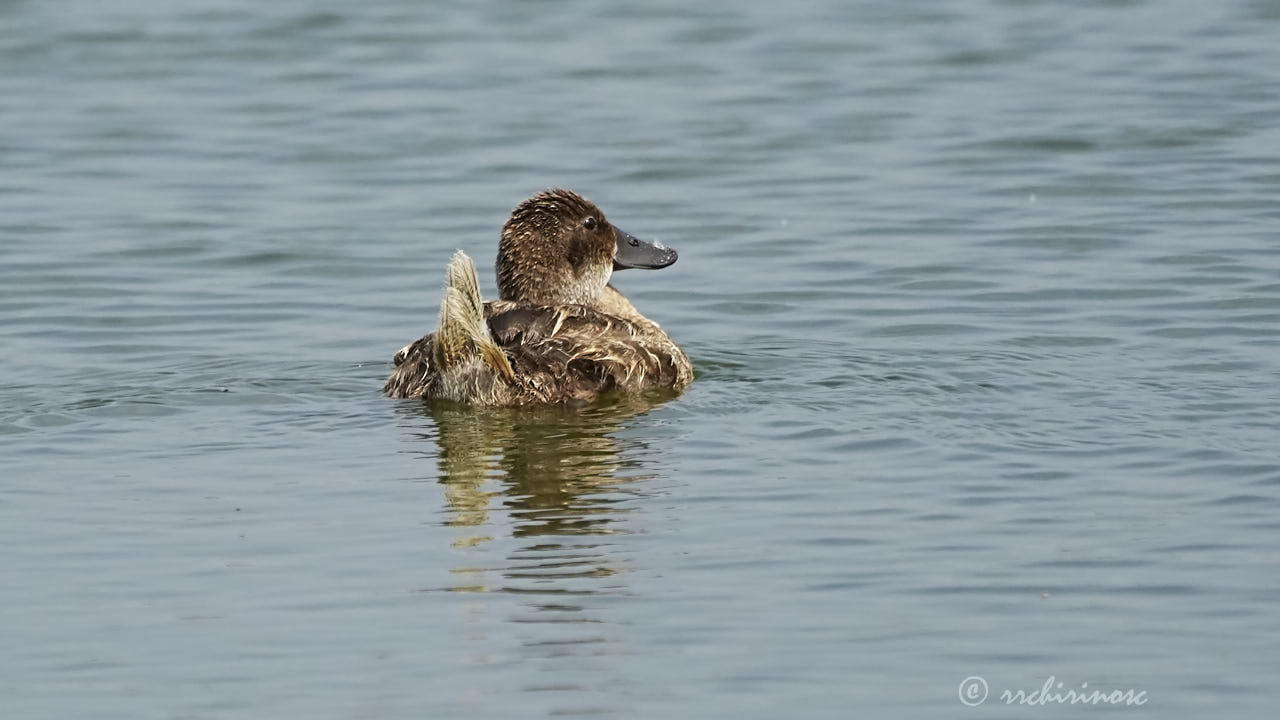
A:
[{"xmin": 3, "ymin": 0, "xmax": 1279, "ymax": 717}]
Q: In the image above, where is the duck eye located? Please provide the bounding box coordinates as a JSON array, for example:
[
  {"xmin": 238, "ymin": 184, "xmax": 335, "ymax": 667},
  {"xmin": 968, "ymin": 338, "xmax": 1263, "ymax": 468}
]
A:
[{"xmin": 583, "ymin": 216, "xmax": 597, "ymax": 230}]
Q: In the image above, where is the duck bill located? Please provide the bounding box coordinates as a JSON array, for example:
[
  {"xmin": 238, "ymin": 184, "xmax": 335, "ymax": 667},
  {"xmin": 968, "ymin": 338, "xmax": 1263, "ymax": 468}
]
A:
[{"xmin": 613, "ymin": 227, "xmax": 678, "ymax": 270}]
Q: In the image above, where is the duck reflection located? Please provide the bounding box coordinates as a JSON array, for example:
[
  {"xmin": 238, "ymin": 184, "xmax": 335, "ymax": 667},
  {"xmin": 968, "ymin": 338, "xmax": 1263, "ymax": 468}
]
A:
[
  {"xmin": 397, "ymin": 393, "xmax": 679, "ymax": 713},
  {"xmin": 406, "ymin": 393, "xmax": 676, "ymax": 588}
]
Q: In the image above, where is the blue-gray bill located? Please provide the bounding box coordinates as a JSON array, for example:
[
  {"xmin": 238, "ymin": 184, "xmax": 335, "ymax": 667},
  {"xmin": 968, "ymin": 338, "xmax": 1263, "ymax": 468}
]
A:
[{"xmin": 613, "ymin": 227, "xmax": 677, "ymax": 270}]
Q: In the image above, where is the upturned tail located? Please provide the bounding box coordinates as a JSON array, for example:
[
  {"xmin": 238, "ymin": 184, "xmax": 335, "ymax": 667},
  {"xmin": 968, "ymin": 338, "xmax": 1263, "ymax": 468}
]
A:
[{"xmin": 433, "ymin": 250, "xmax": 516, "ymax": 382}]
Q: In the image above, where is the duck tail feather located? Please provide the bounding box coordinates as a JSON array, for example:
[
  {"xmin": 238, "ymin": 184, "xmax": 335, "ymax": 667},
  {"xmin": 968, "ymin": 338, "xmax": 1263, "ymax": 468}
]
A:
[{"xmin": 433, "ymin": 251, "xmax": 516, "ymax": 381}]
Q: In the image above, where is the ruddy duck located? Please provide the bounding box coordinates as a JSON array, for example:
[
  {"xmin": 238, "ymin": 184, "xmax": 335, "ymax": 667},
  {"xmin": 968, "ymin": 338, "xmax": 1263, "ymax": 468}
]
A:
[{"xmin": 383, "ymin": 189, "xmax": 692, "ymax": 405}]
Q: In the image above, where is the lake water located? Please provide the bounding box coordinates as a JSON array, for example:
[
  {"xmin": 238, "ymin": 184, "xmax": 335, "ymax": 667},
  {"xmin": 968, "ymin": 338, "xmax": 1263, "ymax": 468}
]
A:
[{"xmin": 3, "ymin": 0, "xmax": 1279, "ymax": 717}]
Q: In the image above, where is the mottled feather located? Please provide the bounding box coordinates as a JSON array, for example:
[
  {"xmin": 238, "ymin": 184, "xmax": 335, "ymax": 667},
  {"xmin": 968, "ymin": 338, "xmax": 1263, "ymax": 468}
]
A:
[{"xmin": 383, "ymin": 189, "xmax": 692, "ymax": 405}]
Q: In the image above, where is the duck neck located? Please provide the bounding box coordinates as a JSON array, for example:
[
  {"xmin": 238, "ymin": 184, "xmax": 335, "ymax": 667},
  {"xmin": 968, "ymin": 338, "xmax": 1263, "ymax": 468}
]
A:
[{"xmin": 593, "ymin": 284, "xmax": 657, "ymax": 327}]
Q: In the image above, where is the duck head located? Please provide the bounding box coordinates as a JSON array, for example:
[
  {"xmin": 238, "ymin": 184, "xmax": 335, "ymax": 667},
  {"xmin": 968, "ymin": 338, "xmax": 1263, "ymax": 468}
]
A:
[{"xmin": 496, "ymin": 189, "xmax": 677, "ymax": 305}]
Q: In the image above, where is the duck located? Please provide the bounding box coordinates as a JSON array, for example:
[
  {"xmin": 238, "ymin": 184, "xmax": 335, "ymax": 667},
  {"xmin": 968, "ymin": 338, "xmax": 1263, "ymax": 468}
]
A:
[{"xmin": 383, "ymin": 189, "xmax": 693, "ymax": 405}]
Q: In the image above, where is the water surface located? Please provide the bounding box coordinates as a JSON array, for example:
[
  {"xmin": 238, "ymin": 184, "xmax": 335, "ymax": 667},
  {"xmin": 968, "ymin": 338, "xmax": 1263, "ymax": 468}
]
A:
[{"xmin": 3, "ymin": 0, "xmax": 1279, "ymax": 717}]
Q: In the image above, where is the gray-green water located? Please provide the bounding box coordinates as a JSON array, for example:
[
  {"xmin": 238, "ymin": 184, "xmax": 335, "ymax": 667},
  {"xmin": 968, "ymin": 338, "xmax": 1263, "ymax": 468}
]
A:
[{"xmin": 3, "ymin": 1, "xmax": 1279, "ymax": 718}]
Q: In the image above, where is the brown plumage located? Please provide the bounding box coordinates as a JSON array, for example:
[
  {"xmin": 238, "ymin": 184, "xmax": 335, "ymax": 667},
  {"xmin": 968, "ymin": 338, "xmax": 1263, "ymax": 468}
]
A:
[{"xmin": 383, "ymin": 189, "xmax": 693, "ymax": 405}]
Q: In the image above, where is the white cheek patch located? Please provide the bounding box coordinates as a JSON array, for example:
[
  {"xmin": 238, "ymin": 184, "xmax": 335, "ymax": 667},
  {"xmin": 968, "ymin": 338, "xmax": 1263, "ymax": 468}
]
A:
[{"xmin": 565, "ymin": 265, "xmax": 611, "ymax": 304}]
